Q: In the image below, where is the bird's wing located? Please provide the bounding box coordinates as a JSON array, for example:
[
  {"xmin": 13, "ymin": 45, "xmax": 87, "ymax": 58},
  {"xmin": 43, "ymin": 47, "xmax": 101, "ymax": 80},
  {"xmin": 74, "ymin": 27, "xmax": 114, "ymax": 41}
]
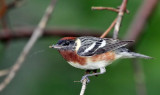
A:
[{"xmin": 76, "ymin": 36, "xmax": 133, "ymax": 56}]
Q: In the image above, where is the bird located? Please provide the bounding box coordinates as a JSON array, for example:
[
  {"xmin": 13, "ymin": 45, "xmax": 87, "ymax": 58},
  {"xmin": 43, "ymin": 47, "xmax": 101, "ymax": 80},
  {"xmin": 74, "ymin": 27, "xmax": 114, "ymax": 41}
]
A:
[{"xmin": 50, "ymin": 36, "xmax": 151, "ymax": 83}]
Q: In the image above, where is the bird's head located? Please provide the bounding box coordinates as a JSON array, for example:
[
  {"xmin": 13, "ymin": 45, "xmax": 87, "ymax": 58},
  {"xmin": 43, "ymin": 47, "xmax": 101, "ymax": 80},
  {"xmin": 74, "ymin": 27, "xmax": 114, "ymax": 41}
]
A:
[{"xmin": 50, "ymin": 37, "xmax": 76, "ymax": 51}]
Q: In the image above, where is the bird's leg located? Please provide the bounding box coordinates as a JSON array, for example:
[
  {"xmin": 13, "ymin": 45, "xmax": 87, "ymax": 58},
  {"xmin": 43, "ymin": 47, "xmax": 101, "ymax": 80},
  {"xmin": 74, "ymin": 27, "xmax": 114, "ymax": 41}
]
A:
[
  {"xmin": 81, "ymin": 67, "xmax": 106, "ymax": 83},
  {"xmin": 80, "ymin": 70, "xmax": 91, "ymax": 83},
  {"xmin": 92, "ymin": 69, "xmax": 98, "ymax": 77},
  {"xmin": 85, "ymin": 70, "xmax": 91, "ymax": 74}
]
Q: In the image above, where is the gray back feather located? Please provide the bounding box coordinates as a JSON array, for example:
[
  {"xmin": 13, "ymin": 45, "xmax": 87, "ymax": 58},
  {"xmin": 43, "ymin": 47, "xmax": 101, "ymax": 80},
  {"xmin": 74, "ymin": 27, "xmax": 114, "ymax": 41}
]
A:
[{"xmin": 76, "ymin": 36, "xmax": 133, "ymax": 56}]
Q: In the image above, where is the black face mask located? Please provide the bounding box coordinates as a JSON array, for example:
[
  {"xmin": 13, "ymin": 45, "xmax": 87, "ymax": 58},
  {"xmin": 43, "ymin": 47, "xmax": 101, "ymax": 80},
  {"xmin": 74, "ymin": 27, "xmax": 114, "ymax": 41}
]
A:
[{"xmin": 54, "ymin": 40, "xmax": 76, "ymax": 51}]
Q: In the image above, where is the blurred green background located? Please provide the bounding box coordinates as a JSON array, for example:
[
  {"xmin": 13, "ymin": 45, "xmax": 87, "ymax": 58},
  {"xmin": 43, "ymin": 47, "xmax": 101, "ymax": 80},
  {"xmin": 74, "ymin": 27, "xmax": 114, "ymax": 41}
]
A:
[{"xmin": 0, "ymin": 0, "xmax": 160, "ymax": 95}]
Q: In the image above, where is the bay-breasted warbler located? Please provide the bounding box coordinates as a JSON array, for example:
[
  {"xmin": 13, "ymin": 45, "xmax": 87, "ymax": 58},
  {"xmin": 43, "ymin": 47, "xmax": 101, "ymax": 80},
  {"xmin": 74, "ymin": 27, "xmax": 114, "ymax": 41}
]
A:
[{"xmin": 51, "ymin": 36, "xmax": 151, "ymax": 82}]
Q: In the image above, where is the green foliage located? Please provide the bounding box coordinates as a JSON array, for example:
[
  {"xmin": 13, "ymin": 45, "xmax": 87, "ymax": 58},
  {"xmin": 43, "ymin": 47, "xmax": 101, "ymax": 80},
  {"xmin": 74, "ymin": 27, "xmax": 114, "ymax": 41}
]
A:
[{"xmin": 0, "ymin": 0, "xmax": 160, "ymax": 95}]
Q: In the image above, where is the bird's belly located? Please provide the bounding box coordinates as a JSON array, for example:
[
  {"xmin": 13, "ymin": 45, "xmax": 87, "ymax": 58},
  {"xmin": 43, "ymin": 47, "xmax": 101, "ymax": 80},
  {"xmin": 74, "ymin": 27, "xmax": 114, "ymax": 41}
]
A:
[
  {"xmin": 66, "ymin": 51, "xmax": 116, "ymax": 70},
  {"xmin": 68, "ymin": 59, "xmax": 112, "ymax": 70}
]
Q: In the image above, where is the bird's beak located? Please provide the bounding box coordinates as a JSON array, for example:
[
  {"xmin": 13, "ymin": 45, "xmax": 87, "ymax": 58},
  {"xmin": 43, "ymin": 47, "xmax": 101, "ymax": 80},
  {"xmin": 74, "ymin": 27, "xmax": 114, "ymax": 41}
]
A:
[{"xmin": 49, "ymin": 44, "xmax": 62, "ymax": 49}]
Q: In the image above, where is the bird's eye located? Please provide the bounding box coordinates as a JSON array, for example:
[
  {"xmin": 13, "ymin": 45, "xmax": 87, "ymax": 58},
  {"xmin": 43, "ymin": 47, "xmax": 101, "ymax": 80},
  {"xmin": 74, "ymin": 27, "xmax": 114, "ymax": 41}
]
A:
[{"xmin": 63, "ymin": 41, "xmax": 70, "ymax": 46}]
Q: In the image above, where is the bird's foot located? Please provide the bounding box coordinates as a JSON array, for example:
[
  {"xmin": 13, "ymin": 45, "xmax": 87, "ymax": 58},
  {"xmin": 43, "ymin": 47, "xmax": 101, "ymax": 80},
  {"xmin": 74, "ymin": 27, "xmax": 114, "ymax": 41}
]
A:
[{"xmin": 80, "ymin": 75, "xmax": 90, "ymax": 83}]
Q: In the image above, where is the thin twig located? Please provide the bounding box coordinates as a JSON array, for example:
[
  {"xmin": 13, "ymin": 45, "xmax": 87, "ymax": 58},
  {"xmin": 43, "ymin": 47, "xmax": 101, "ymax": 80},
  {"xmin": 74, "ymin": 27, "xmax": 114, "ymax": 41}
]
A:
[
  {"xmin": 113, "ymin": 0, "xmax": 127, "ymax": 39},
  {"xmin": 0, "ymin": 0, "xmax": 56, "ymax": 92},
  {"xmin": 80, "ymin": 79, "xmax": 87, "ymax": 95},
  {"xmin": 92, "ymin": 6, "xmax": 129, "ymax": 13},
  {"xmin": 92, "ymin": 6, "xmax": 119, "ymax": 13},
  {"xmin": 100, "ymin": 18, "xmax": 117, "ymax": 38}
]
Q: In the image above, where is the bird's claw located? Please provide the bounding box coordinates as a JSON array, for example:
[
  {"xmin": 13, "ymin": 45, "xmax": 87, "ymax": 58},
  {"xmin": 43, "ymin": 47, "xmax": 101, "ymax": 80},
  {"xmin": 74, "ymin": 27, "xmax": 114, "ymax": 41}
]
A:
[{"xmin": 80, "ymin": 75, "xmax": 90, "ymax": 83}]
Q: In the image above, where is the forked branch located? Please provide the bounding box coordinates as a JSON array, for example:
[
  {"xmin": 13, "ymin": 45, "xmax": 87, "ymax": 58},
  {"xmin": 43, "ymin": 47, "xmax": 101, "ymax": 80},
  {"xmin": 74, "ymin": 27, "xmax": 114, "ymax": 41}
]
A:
[{"xmin": 113, "ymin": 0, "xmax": 127, "ymax": 39}]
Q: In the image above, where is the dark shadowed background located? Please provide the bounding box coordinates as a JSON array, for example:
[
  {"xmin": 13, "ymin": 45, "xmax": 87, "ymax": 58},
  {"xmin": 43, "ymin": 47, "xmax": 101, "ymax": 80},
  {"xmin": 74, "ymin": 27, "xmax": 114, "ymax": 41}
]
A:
[{"xmin": 0, "ymin": 0, "xmax": 160, "ymax": 95}]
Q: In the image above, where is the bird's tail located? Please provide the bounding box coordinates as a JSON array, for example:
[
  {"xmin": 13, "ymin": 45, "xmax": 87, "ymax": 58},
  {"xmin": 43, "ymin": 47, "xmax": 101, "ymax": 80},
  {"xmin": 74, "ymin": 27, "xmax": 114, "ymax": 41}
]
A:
[
  {"xmin": 119, "ymin": 52, "xmax": 152, "ymax": 59},
  {"xmin": 130, "ymin": 52, "xmax": 152, "ymax": 59}
]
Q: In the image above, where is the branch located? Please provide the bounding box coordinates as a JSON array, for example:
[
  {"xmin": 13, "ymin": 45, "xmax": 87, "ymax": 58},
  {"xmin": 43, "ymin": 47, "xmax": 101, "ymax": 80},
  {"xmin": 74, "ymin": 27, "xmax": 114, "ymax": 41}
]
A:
[
  {"xmin": 92, "ymin": 6, "xmax": 119, "ymax": 13},
  {"xmin": 0, "ymin": 0, "xmax": 56, "ymax": 92},
  {"xmin": 113, "ymin": 0, "xmax": 127, "ymax": 39},
  {"xmin": 125, "ymin": 0, "xmax": 158, "ymax": 41},
  {"xmin": 0, "ymin": 28, "xmax": 102, "ymax": 40},
  {"xmin": 92, "ymin": 6, "xmax": 129, "ymax": 13},
  {"xmin": 124, "ymin": 0, "xmax": 158, "ymax": 95},
  {"xmin": 80, "ymin": 79, "xmax": 87, "ymax": 95},
  {"xmin": 93, "ymin": 0, "xmax": 128, "ymax": 39}
]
